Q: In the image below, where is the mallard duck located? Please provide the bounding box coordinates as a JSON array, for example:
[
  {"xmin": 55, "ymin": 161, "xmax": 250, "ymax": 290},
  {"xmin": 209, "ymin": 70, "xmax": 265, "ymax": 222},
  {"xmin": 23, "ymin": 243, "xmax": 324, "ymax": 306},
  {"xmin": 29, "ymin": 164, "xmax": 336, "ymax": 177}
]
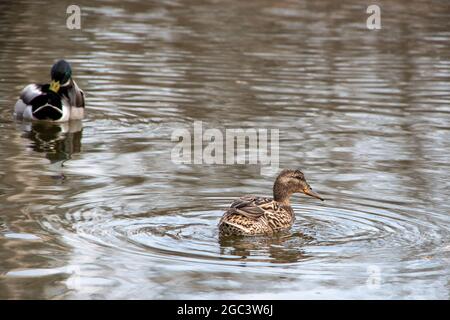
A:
[
  {"xmin": 219, "ymin": 169, "xmax": 324, "ymax": 236},
  {"xmin": 14, "ymin": 60, "xmax": 85, "ymax": 122}
]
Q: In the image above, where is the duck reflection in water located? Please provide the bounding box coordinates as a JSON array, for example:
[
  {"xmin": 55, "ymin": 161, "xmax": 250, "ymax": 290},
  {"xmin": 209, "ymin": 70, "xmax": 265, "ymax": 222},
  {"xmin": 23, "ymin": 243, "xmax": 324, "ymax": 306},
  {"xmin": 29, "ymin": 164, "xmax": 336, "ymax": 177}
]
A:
[
  {"xmin": 219, "ymin": 232, "xmax": 312, "ymax": 263},
  {"xmin": 19, "ymin": 121, "xmax": 83, "ymax": 163}
]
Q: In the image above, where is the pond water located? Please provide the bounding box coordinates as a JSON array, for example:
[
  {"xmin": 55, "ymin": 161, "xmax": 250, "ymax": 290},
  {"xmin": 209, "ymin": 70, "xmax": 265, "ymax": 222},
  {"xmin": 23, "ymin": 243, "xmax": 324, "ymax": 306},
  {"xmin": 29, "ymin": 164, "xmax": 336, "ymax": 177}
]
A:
[{"xmin": 0, "ymin": 0, "xmax": 449, "ymax": 299}]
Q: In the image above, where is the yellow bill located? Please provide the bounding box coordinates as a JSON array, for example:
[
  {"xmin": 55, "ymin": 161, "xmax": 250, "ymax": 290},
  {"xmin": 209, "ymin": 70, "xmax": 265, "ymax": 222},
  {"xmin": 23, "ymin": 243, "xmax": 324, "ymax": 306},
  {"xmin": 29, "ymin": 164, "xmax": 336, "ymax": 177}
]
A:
[{"xmin": 49, "ymin": 80, "xmax": 60, "ymax": 93}]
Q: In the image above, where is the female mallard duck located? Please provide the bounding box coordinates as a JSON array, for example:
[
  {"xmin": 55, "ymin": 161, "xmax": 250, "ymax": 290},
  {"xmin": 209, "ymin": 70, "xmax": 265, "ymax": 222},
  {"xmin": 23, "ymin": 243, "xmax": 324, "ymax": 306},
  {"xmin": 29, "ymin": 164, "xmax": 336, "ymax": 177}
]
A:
[
  {"xmin": 14, "ymin": 60, "xmax": 85, "ymax": 122},
  {"xmin": 219, "ymin": 169, "xmax": 324, "ymax": 236}
]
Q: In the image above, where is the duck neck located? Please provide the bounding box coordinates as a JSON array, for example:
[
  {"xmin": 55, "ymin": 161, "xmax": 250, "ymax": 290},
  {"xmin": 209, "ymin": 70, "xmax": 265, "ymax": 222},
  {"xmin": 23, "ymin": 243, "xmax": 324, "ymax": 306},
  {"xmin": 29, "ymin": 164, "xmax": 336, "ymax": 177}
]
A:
[{"xmin": 273, "ymin": 183, "xmax": 293, "ymax": 206}]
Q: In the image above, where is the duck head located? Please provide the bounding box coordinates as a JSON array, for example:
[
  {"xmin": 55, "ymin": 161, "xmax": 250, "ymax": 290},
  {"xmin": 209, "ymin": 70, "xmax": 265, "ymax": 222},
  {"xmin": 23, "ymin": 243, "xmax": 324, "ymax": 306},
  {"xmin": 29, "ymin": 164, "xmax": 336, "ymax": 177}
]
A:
[
  {"xmin": 49, "ymin": 60, "xmax": 72, "ymax": 93},
  {"xmin": 273, "ymin": 169, "xmax": 324, "ymax": 204}
]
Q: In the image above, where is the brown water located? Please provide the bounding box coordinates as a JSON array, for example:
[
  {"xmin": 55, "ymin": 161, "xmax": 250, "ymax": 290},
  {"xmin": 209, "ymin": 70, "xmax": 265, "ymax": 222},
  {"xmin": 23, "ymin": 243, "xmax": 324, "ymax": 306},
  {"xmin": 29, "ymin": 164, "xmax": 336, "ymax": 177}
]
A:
[{"xmin": 1, "ymin": 0, "xmax": 450, "ymax": 299}]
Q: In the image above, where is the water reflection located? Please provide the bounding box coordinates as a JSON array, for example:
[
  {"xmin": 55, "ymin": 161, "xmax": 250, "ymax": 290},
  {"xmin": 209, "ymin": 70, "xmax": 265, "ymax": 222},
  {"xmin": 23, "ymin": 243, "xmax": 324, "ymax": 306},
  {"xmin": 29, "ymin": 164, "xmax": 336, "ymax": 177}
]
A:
[
  {"xmin": 18, "ymin": 121, "xmax": 83, "ymax": 163},
  {"xmin": 219, "ymin": 232, "xmax": 312, "ymax": 263}
]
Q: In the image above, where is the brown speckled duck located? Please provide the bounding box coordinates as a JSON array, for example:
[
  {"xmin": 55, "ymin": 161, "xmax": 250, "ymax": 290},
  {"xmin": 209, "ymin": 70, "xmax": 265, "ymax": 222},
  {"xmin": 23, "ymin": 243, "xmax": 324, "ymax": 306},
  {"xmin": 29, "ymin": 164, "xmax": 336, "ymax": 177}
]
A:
[{"xmin": 219, "ymin": 169, "xmax": 324, "ymax": 236}]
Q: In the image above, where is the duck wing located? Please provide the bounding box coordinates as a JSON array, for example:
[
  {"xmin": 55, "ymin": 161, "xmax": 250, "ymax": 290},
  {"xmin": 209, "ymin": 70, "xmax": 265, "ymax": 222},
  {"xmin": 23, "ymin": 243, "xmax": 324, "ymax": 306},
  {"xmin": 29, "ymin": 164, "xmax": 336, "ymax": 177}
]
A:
[
  {"xmin": 228, "ymin": 195, "xmax": 274, "ymax": 219},
  {"xmin": 19, "ymin": 84, "xmax": 44, "ymax": 104},
  {"xmin": 14, "ymin": 84, "xmax": 44, "ymax": 117}
]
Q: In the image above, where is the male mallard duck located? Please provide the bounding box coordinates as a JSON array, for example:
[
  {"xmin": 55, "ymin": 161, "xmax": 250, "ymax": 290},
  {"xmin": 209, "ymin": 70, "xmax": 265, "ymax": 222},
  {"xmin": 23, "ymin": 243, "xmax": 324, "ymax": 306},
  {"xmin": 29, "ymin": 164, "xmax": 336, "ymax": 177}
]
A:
[
  {"xmin": 219, "ymin": 169, "xmax": 324, "ymax": 236},
  {"xmin": 14, "ymin": 60, "xmax": 85, "ymax": 122}
]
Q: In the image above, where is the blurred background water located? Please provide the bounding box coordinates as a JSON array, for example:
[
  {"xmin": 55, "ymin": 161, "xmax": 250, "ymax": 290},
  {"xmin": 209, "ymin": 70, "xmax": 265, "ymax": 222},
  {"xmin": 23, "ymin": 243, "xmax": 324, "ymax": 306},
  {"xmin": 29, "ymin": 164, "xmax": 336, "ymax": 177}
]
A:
[{"xmin": 0, "ymin": 0, "xmax": 449, "ymax": 299}]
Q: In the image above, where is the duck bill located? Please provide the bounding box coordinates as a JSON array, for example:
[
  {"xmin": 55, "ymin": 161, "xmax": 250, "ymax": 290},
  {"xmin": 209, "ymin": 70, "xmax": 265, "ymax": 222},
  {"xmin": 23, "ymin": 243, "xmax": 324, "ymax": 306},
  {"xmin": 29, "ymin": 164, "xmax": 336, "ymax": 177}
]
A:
[
  {"xmin": 303, "ymin": 187, "xmax": 324, "ymax": 201},
  {"xmin": 49, "ymin": 80, "xmax": 60, "ymax": 93}
]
